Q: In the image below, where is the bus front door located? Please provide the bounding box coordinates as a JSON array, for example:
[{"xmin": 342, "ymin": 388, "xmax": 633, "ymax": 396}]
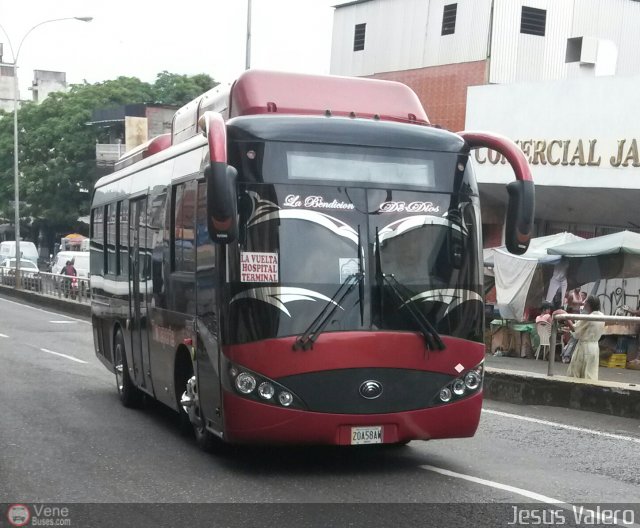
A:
[{"xmin": 129, "ymin": 198, "xmax": 151, "ymax": 391}]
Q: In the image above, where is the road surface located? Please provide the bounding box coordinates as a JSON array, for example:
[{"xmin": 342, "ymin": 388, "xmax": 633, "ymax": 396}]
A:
[{"xmin": 1, "ymin": 294, "xmax": 639, "ymax": 527}]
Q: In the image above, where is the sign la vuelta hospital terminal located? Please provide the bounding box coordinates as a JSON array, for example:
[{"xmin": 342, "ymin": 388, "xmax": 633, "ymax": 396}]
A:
[{"xmin": 466, "ymin": 74, "xmax": 640, "ymax": 192}]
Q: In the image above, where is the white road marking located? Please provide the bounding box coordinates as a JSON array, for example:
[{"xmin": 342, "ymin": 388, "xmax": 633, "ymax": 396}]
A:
[
  {"xmin": 0, "ymin": 296, "xmax": 90, "ymax": 325},
  {"xmin": 40, "ymin": 348, "xmax": 88, "ymax": 364},
  {"xmin": 49, "ymin": 320, "xmax": 77, "ymax": 324},
  {"xmin": 421, "ymin": 464, "xmax": 564, "ymax": 502},
  {"xmin": 420, "ymin": 465, "xmax": 640, "ymax": 528},
  {"xmin": 0, "ymin": 333, "xmax": 8, "ymax": 338},
  {"xmin": 483, "ymin": 408, "xmax": 640, "ymax": 444}
]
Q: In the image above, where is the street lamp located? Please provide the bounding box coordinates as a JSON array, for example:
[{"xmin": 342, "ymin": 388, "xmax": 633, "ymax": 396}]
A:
[{"xmin": 0, "ymin": 16, "xmax": 93, "ymax": 289}]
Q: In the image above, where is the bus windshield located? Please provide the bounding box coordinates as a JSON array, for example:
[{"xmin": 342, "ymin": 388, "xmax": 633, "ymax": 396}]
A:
[{"xmin": 226, "ymin": 144, "xmax": 483, "ymax": 345}]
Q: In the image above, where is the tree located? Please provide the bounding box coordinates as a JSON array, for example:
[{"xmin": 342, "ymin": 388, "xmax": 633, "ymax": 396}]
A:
[
  {"xmin": 153, "ymin": 71, "xmax": 218, "ymax": 106},
  {"xmin": 0, "ymin": 72, "xmax": 218, "ymax": 247}
]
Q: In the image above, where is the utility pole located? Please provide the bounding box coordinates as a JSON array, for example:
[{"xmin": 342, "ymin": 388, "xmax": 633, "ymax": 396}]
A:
[{"xmin": 246, "ymin": 0, "xmax": 252, "ymax": 70}]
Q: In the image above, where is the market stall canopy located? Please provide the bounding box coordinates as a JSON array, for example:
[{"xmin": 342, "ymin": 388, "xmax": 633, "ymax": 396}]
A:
[
  {"xmin": 548, "ymin": 230, "xmax": 640, "ymax": 284},
  {"xmin": 487, "ymin": 232, "xmax": 584, "ymax": 320},
  {"xmin": 484, "ymin": 232, "xmax": 583, "ymax": 267},
  {"xmin": 548, "ymin": 230, "xmax": 640, "ymax": 257}
]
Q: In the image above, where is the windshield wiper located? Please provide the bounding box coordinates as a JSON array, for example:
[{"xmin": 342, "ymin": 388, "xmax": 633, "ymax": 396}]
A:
[
  {"xmin": 375, "ymin": 227, "xmax": 445, "ymax": 351},
  {"xmin": 294, "ymin": 224, "xmax": 366, "ymax": 351},
  {"xmin": 293, "ymin": 272, "xmax": 364, "ymax": 351}
]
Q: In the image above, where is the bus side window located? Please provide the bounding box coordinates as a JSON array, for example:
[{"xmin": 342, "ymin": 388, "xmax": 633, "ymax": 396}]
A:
[
  {"xmin": 196, "ymin": 182, "xmax": 215, "ymax": 270},
  {"xmin": 148, "ymin": 187, "xmax": 167, "ymax": 299},
  {"xmin": 118, "ymin": 201, "xmax": 128, "ymax": 278},
  {"xmin": 172, "ymin": 181, "xmax": 196, "ymax": 273},
  {"xmin": 106, "ymin": 203, "xmax": 117, "ymax": 275},
  {"xmin": 90, "ymin": 207, "xmax": 104, "ymax": 277}
]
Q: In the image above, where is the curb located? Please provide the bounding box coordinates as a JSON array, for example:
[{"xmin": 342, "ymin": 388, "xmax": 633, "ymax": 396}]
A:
[
  {"xmin": 484, "ymin": 367, "xmax": 640, "ymax": 419},
  {"xmin": 0, "ymin": 285, "xmax": 91, "ymax": 318}
]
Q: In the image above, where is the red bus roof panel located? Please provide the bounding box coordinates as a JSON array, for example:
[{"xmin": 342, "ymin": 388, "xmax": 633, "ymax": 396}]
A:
[{"xmin": 229, "ymin": 70, "xmax": 429, "ymax": 125}]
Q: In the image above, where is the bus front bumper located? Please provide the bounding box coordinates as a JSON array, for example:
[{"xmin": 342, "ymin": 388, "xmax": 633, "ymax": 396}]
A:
[{"xmin": 222, "ymin": 390, "xmax": 482, "ymax": 445}]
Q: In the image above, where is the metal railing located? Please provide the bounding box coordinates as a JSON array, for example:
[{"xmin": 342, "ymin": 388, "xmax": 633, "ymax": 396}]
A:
[
  {"xmin": 548, "ymin": 313, "xmax": 640, "ymax": 376},
  {"xmin": 0, "ymin": 267, "xmax": 90, "ymax": 304}
]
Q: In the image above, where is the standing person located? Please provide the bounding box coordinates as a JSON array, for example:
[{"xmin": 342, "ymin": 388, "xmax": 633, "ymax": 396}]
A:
[
  {"xmin": 566, "ymin": 288, "xmax": 584, "ymax": 313},
  {"xmin": 564, "ymin": 296, "xmax": 605, "ymax": 380},
  {"xmin": 545, "ymin": 257, "xmax": 569, "ymax": 308}
]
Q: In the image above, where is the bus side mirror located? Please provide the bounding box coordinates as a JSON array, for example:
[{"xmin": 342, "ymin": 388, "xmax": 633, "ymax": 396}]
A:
[
  {"xmin": 458, "ymin": 131, "xmax": 535, "ymax": 255},
  {"xmin": 205, "ymin": 164, "xmax": 238, "ymax": 244},
  {"xmin": 200, "ymin": 111, "xmax": 237, "ymax": 244}
]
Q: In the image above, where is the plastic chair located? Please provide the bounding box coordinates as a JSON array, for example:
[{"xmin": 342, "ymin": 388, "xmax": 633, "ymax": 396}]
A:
[{"xmin": 535, "ymin": 321, "xmax": 551, "ymax": 360}]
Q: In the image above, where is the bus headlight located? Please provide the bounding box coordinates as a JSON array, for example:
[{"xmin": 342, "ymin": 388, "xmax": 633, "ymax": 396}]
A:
[
  {"xmin": 278, "ymin": 391, "xmax": 294, "ymax": 407},
  {"xmin": 258, "ymin": 382, "xmax": 275, "ymax": 400},
  {"xmin": 465, "ymin": 370, "xmax": 482, "ymax": 390},
  {"xmin": 224, "ymin": 359, "xmax": 306, "ymax": 410},
  {"xmin": 452, "ymin": 379, "xmax": 466, "ymax": 396},
  {"xmin": 439, "ymin": 387, "xmax": 452, "ymax": 402},
  {"xmin": 235, "ymin": 372, "xmax": 256, "ymax": 394},
  {"xmin": 435, "ymin": 361, "xmax": 483, "ymax": 405}
]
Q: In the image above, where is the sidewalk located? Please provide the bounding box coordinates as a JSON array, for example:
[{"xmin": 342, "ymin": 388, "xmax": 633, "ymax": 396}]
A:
[
  {"xmin": 483, "ymin": 354, "xmax": 640, "ymax": 419},
  {"xmin": 485, "ymin": 355, "xmax": 640, "ymax": 385}
]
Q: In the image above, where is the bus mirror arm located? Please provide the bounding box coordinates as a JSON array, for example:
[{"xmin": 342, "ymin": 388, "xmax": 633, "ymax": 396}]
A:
[
  {"xmin": 201, "ymin": 111, "xmax": 238, "ymax": 244},
  {"xmin": 458, "ymin": 131, "xmax": 535, "ymax": 256}
]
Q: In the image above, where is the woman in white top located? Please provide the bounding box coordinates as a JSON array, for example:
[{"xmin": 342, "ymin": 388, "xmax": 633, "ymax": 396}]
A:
[{"xmin": 564, "ymin": 296, "xmax": 605, "ymax": 380}]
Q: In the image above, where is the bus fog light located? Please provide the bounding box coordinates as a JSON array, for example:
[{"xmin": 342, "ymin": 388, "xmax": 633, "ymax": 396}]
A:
[
  {"xmin": 465, "ymin": 371, "xmax": 481, "ymax": 390},
  {"xmin": 452, "ymin": 379, "xmax": 466, "ymax": 396},
  {"xmin": 235, "ymin": 372, "xmax": 256, "ymax": 394},
  {"xmin": 278, "ymin": 391, "xmax": 293, "ymax": 407},
  {"xmin": 258, "ymin": 382, "xmax": 275, "ymax": 400},
  {"xmin": 439, "ymin": 387, "xmax": 452, "ymax": 402}
]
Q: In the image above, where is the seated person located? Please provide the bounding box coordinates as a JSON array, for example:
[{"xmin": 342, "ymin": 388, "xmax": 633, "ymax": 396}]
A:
[{"xmin": 535, "ymin": 302, "xmax": 553, "ymax": 324}]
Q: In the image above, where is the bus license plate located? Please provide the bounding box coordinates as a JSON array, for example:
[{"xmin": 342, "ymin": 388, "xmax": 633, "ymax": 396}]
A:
[{"xmin": 351, "ymin": 426, "xmax": 383, "ymax": 445}]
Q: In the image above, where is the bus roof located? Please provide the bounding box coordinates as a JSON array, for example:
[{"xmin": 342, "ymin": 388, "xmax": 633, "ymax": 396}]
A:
[{"xmin": 170, "ymin": 70, "xmax": 430, "ymax": 146}]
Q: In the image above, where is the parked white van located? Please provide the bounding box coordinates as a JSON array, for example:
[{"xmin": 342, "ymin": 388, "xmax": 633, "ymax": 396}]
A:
[
  {"xmin": 0, "ymin": 241, "xmax": 39, "ymax": 266},
  {"xmin": 51, "ymin": 251, "xmax": 90, "ymax": 278}
]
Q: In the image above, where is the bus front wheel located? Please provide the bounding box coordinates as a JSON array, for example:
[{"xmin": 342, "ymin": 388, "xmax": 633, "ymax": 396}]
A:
[{"xmin": 176, "ymin": 352, "xmax": 220, "ymax": 452}]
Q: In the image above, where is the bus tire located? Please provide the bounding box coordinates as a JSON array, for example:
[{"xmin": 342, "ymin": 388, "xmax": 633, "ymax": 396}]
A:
[
  {"xmin": 176, "ymin": 353, "xmax": 221, "ymax": 452},
  {"xmin": 114, "ymin": 330, "xmax": 143, "ymax": 408}
]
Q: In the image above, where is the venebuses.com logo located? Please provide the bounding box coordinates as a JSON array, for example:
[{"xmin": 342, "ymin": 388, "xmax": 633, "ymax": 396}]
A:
[
  {"xmin": 6, "ymin": 504, "xmax": 31, "ymax": 527},
  {"xmin": 5, "ymin": 504, "xmax": 71, "ymax": 526}
]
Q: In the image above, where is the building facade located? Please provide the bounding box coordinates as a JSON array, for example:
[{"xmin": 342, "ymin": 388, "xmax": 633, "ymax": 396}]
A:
[
  {"xmin": 331, "ymin": 0, "xmax": 640, "ymax": 131},
  {"xmin": 467, "ymin": 74, "xmax": 640, "ymax": 247},
  {"xmin": 90, "ymin": 104, "xmax": 177, "ymax": 175},
  {"xmin": 30, "ymin": 70, "xmax": 67, "ymax": 104},
  {"xmin": 0, "ymin": 43, "xmax": 68, "ymax": 110}
]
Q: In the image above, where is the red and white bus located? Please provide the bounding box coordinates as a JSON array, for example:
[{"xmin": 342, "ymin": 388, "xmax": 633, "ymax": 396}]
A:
[{"xmin": 90, "ymin": 70, "xmax": 533, "ymax": 448}]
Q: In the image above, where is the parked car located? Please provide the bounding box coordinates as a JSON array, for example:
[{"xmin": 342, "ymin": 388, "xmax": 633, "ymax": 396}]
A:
[
  {"xmin": 0, "ymin": 240, "xmax": 39, "ymax": 266},
  {"xmin": 0, "ymin": 258, "xmax": 41, "ymax": 291}
]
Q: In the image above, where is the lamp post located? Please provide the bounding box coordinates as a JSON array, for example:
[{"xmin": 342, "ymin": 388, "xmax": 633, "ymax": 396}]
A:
[
  {"xmin": 0, "ymin": 16, "xmax": 92, "ymax": 289},
  {"xmin": 246, "ymin": 0, "xmax": 252, "ymax": 70}
]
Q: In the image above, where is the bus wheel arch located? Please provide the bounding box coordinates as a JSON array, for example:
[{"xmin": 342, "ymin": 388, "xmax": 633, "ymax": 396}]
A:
[{"xmin": 113, "ymin": 325, "xmax": 143, "ymax": 408}]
